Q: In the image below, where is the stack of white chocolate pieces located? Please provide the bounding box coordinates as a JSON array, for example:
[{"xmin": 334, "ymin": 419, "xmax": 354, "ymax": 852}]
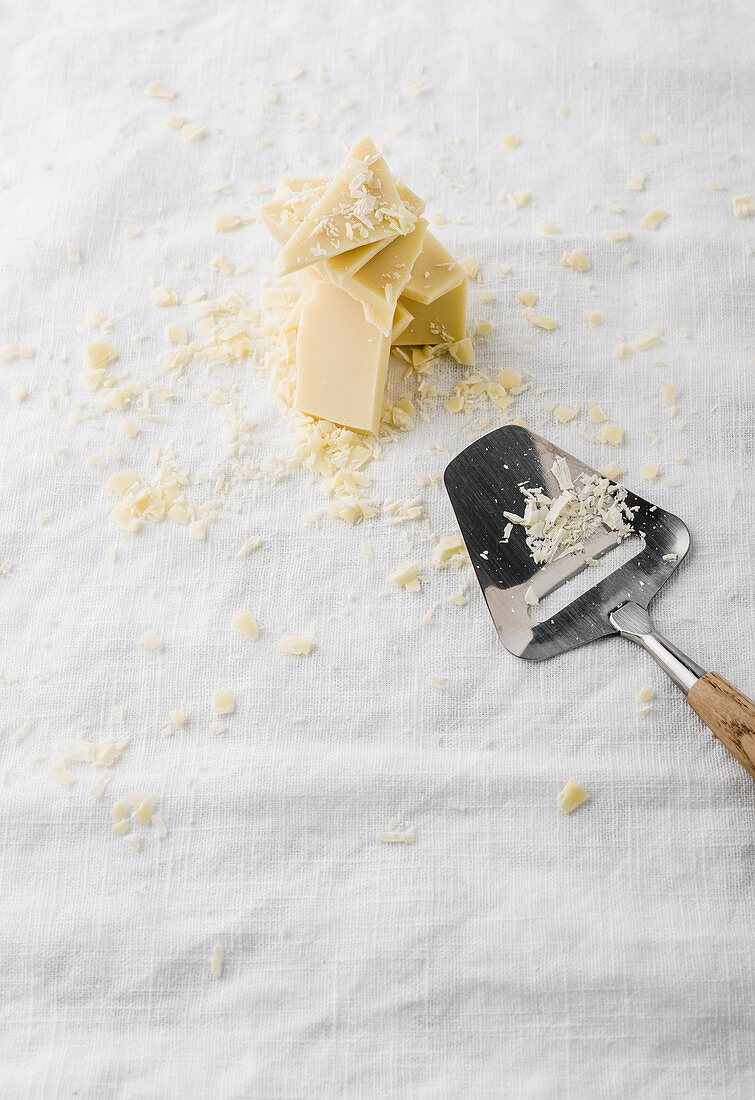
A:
[{"xmin": 259, "ymin": 137, "xmax": 469, "ymax": 434}]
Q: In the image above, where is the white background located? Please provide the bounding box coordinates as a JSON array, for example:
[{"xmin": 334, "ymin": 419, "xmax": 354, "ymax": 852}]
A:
[{"xmin": 1, "ymin": 0, "xmax": 754, "ymax": 1096}]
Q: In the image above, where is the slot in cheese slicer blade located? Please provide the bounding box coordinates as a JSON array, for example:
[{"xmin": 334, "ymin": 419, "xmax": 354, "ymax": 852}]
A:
[{"xmin": 444, "ymin": 424, "xmax": 755, "ymax": 781}]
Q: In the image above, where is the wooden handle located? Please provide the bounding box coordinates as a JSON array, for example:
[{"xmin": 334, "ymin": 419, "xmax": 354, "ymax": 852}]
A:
[{"xmin": 687, "ymin": 672, "xmax": 755, "ymax": 780}]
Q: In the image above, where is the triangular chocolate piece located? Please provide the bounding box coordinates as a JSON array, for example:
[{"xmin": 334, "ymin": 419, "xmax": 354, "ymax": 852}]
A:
[{"xmin": 275, "ymin": 137, "xmax": 416, "ymax": 275}]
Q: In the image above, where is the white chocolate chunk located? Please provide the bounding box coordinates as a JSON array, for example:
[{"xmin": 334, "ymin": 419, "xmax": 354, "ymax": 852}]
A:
[
  {"xmin": 394, "ymin": 281, "xmax": 467, "ymax": 346},
  {"xmin": 390, "ymin": 301, "xmax": 413, "ymax": 343},
  {"xmin": 324, "ymin": 181, "xmax": 425, "ymax": 284},
  {"xmin": 276, "ymin": 137, "xmax": 415, "ymax": 275},
  {"xmin": 339, "ymin": 218, "xmax": 428, "ymax": 334},
  {"xmin": 294, "ymin": 280, "xmax": 390, "ymax": 434},
  {"xmin": 402, "ymin": 232, "xmax": 465, "ymax": 305},
  {"xmin": 258, "ymin": 178, "xmax": 329, "ymax": 244}
]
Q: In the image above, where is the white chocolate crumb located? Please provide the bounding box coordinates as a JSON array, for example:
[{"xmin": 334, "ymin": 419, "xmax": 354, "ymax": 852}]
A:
[
  {"xmin": 213, "ymin": 690, "xmax": 235, "ymax": 716},
  {"xmin": 211, "ymin": 945, "xmax": 223, "ymax": 978},
  {"xmin": 232, "ymin": 610, "xmax": 259, "ymax": 639},
  {"xmin": 560, "ymin": 249, "xmax": 591, "ymax": 272},
  {"xmin": 732, "ymin": 195, "xmax": 754, "ymax": 219},
  {"xmin": 557, "ymin": 778, "xmax": 588, "ymax": 814},
  {"xmin": 181, "ymin": 122, "xmax": 206, "ymax": 144},
  {"xmin": 522, "ymin": 307, "xmax": 557, "ymax": 332},
  {"xmin": 640, "ymin": 208, "xmax": 668, "ymax": 230},
  {"xmin": 388, "ymin": 561, "xmax": 421, "ymax": 592},
  {"xmin": 151, "ymin": 285, "xmax": 178, "ymax": 307},
  {"xmin": 214, "ymin": 213, "xmax": 245, "ymax": 232},
  {"xmin": 145, "ymin": 81, "xmax": 176, "ymax": 99},
  {"xmin": 236, "ymin": 535, "xmax": 262, "ymax": 557},
  {"xmin": 377, "ymin": 826, "xmax": 415, "ymax": 844},
  {"xmin": 276, "ymin": 635, "xmax": 315, "ymax": 656}
]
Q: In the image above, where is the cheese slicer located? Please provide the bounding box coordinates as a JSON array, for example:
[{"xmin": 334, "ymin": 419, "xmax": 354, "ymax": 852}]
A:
[{"xmin": 444, "ymin": 424, "xmax": 755, "ymax": 780}]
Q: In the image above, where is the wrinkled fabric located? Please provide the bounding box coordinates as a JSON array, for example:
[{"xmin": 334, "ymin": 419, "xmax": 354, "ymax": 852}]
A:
[{"xmin": 0, "ymin": 0, "xmax": 754, "ymax": 1096}]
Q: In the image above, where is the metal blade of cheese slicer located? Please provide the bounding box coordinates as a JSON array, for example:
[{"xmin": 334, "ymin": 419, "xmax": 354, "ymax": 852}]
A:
[{"xmin": 444, "ymin": 424, "xmax": 755, "ymax": 781}]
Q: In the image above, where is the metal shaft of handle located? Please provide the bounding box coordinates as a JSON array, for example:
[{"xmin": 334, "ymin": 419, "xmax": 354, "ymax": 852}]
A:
[{"xmin": 609, "ymin": 602, "xmax": 706, "ymax": 695}]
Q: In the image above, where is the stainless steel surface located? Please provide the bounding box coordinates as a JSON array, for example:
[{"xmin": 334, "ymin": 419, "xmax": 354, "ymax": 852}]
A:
[
  {"xmin": 444, "ymin": 425, "xmax": 691, "ymax": 661},
  {"xmin": 609, "ymin": 602, "xmax": 706, "ymax": 694}
]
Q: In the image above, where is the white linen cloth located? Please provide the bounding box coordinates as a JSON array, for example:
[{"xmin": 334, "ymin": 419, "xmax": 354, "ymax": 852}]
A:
[{"xmin": 1, "ymin": 0, "xmax": 754, "ymax": 1095}]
